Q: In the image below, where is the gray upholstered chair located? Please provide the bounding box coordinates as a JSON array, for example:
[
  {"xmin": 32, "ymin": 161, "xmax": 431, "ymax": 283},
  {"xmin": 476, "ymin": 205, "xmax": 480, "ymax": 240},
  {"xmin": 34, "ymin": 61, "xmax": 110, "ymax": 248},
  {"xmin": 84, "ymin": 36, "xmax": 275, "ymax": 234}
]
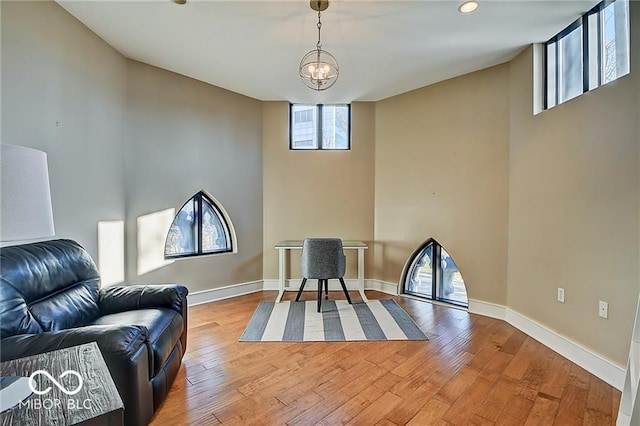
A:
[{"xmin": 295, "ymin": 238, "xmax": 352, "ymax": 312}]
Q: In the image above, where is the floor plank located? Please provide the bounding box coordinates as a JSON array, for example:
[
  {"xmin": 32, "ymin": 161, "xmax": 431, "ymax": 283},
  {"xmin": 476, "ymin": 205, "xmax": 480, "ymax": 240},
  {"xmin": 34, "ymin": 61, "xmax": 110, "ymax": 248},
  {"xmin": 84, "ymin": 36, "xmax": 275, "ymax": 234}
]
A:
[{"xmin": 149, "ymin": 290, "xmax": 621, "ymax": 425}]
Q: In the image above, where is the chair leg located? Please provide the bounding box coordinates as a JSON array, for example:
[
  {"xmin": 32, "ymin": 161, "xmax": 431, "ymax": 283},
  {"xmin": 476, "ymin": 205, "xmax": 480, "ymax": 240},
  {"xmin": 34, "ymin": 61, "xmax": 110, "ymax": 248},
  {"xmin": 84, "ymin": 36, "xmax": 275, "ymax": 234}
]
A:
[
  {"xmin": 339, "ymin": 277, "xmax": 352, "ymax": 304},
  {"xmin": 324, "ymin": 279, "xmax": 329, "ymax": 298},
  {"xmin": 317, "ymin": 279, "xmax": 323, "ymax": 312},
  {"xmin": 295, "ymin": 278, "xmax": 308, "ymax": 301}
]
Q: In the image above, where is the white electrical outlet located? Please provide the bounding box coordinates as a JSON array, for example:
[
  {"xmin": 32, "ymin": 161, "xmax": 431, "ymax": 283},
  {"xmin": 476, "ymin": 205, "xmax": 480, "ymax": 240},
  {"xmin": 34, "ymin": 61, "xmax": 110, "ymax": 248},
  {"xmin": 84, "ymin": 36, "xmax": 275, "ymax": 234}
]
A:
[
  {"xmin": 557, "ymin": 288, "xmax": 565, "ymax": 303},
  {"xmin": 599, "ymin": 301, "xmax": 608, "ymax": 319}
]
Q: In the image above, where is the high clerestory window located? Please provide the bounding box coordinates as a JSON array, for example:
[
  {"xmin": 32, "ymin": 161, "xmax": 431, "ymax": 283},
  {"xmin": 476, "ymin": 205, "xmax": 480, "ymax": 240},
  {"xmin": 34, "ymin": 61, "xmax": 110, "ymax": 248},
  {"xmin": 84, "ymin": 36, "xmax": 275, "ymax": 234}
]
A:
[
  {"xmin": 545, "ymin": 0, "xmax": 629, "ymax": 109},
  {"xmin": 164, "ymin": 191, "xmax": 237, "ymax": 259},
  {"xmin": 290, "ymin": 104, "xmax": 351, "ymax": 150}
]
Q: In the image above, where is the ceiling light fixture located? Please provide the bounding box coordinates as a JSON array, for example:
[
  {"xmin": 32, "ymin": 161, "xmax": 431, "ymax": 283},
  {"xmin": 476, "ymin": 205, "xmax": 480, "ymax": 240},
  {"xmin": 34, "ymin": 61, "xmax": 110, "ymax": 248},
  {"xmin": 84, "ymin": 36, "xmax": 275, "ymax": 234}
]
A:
[
  {"xmin": 458, "ymin": 1, "xmax": 479, "ymax": 13},
  {"xmin": 299, "ymin": 0, "xmax": 339, "ymax": 91}
]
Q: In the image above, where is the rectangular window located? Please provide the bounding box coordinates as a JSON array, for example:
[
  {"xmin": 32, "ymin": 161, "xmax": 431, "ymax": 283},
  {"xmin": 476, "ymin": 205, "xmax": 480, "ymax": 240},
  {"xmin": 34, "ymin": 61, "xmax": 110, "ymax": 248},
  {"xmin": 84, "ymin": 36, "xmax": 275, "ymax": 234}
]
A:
[
  {"xmin": 544, "ymin": 0, "xmax": 629, "ymax": 110},
  {"xmin": 290, "ymin": 104, "xmax": 351, "ymax": 150},
  {"xmin": 558, "ymin": 24, "xmax": 583, "ymax": 104},
  {"xmin": 602, "ymin": 0, "xmax": 630, "ymax": 83}
]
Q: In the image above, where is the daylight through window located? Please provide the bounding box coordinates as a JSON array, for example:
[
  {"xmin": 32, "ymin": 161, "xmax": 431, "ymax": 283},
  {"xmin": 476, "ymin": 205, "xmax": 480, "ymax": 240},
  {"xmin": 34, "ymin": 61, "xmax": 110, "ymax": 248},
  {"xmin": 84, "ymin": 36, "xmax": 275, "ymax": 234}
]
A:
[
  {"xmin": 290, "ymin": 104, "xmax": 351, "ymax": 150},
  {"xmin": 545, "ymin": 0, "xmax": 629, "ymax": 109},
  {"xmin": 401, "ymin": 238, "xmax": 468, "ymax": 308},
  {"xmin": 164, "ymin": 191, "xmax": 237, "ymax": 259}
]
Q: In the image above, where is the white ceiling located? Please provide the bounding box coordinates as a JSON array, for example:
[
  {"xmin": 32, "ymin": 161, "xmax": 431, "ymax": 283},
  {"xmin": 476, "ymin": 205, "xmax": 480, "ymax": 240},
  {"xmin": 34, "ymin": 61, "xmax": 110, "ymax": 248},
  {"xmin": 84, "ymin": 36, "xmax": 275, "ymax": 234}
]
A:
[{"xmin": 57, "ymin": 0, "xmax": 599, "ymax": 103}]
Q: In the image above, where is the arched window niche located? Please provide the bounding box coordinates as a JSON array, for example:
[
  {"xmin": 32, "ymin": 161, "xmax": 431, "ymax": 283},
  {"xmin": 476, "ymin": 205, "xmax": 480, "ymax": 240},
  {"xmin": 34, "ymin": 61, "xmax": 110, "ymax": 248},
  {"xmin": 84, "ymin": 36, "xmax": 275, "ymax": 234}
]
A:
[
  {"xmin": 400, "ymin": 238, "xmax": 468, "ymax": 308},
  {"xmin": 164, "ymin": 190, "xmax": 237, "ymax": 259}
]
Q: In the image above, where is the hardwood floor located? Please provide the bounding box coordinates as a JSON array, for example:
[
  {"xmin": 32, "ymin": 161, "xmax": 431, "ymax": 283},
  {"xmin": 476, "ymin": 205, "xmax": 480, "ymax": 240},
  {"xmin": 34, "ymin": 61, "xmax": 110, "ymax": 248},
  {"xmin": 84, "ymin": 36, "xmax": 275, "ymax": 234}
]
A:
[{"xmin": 149, "ymin": 291, "xmax": 621, "ymax": 425}]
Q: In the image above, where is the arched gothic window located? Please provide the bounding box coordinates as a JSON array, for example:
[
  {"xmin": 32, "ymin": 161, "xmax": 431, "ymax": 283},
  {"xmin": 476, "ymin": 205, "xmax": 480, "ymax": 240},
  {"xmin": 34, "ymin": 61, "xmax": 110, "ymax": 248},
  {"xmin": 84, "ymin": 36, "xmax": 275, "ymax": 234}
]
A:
[
  {"xmin": 401, "ymin": 238, "xmax": 468, "ymax": 308},
  {"xmin": 164, "ymin": 191, "xmax": 237, "ymax": 259}
]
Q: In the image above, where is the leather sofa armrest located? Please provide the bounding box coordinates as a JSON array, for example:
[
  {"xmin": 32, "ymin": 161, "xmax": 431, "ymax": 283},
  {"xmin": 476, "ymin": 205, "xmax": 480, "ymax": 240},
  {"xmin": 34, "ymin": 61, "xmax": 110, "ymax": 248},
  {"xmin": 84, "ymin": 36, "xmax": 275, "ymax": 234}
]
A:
[
  {"xmin": 0, "ymin": 324, "xmax": 148, "ymax": 362},
  {"xmin": 98, "ymin": 284, "xmax": 188, "ymax": 316}
]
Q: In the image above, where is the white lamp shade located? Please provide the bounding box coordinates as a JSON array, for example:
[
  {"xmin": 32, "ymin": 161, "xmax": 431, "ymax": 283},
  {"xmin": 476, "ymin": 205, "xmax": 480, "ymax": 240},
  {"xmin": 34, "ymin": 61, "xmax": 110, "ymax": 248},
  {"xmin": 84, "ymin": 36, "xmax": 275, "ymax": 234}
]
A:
[{"xmin": 0, "ymin": 144, "xmax": 55, "ymax": 242}]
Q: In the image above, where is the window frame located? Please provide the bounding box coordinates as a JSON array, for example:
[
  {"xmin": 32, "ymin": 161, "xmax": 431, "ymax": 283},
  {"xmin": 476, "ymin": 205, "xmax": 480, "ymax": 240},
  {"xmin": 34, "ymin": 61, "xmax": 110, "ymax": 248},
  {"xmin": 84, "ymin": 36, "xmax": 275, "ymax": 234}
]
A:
[
  {"xmin": 164, "ymin": 190, "xmax": 236, "ymax": 260},
  {"xmin": 289, "ymin": 103, "xmax": 352, "ymax": 151},
  {"xmin": 400, "ymin": 238, "xmax": 468, "ymax": 308},
  {"xmin": 544, "ymin": 0, "xmax": 629, "ymax": 110}
]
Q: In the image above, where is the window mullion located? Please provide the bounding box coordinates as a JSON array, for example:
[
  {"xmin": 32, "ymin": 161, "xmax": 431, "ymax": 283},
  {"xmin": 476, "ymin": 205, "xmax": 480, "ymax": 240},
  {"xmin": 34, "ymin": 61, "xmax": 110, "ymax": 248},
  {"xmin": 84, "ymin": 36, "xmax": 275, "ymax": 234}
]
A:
[
  {"xmin": 197, "ymin": 194, "xmax": 203, "ymax": 254},
  {"xmin": 597, "ymin": 9, "xmax": 603, "ymax": 87},
  {"xmin": 544, "ymin": 45, "xmax": 548, "ymax": 109},
  {"xmin": 317, "ymin": 104, "xmax": 323, "ymax": 150},
  {"xmin": 555, "ymin": 40, "xmax": 560, "ymax": 107},
  {"xmin": 433, "ymin": 243, "xmax": 441, "ymax": 300},
  {"xmin": 582, "ymin": 16, "xmax": 589, "ymax": 93}
]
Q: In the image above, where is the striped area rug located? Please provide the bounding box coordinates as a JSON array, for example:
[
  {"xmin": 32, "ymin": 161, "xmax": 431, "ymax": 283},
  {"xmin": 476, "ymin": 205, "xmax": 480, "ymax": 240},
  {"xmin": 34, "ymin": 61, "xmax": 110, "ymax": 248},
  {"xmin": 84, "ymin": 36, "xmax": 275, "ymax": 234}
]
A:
[{"xmin": 239, "ymin": 299, "xmax": 428, "ymax": 342}]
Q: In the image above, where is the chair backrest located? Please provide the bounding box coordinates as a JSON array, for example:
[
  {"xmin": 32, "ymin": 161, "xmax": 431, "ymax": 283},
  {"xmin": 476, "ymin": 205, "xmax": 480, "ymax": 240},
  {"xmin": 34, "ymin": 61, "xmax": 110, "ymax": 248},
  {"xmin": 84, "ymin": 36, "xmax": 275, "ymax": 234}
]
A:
[
  {"xmin": 300, "ymin": 238, "xmax": 345, "ymax": 279},
  {"xmin": 0, "ymin": 239, "xmax": 101, "ymax": 338}
]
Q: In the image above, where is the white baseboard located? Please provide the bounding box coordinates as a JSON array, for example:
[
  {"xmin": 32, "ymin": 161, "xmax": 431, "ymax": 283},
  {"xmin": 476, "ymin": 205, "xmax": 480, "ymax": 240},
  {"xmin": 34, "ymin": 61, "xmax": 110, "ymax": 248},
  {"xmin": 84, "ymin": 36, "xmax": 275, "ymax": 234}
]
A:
[
  {"xmin": 262, "ymin": 279, "xmax": 279, "ymax": 291},
  {"xmin": 187, "ymin": 280, "xmax": 263, "ymax": 306},
  {"xmin": 188, "ymin": 282, "xmax": 624, "ymax": 390},
  {"xmin": 365, "ymin": 279, "xmax": 399, "ymax": 295},
  {"xmin": 505, "ymin": 307, "xmax": 625, "ymax": 391},
  {"xmin": 469, "ymin": 298, "xmax": 624, "ymax": 390},
  {"xmin": 468, "ymin": 299, "xmax": 507, "ymax": 320}
]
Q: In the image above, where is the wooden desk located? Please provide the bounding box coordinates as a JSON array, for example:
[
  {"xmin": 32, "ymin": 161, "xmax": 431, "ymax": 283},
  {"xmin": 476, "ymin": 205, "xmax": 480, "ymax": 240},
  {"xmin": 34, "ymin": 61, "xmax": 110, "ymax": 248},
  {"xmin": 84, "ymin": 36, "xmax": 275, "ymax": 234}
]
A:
[
  {"xmin": 0, "ymin": 342, "xmax": 123, "ymax": 426},
  {"xmin": 275, "ymin": 240, "xmax": 368, "ymax": 303}
]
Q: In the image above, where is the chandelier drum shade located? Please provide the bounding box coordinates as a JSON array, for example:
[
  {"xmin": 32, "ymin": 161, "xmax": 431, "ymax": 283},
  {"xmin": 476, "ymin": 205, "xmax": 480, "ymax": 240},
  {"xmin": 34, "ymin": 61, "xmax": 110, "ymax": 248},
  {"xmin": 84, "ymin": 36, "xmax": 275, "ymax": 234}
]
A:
[{"xmin": 299, "ymin": 0, "xmax": 339, "ymax": 91}]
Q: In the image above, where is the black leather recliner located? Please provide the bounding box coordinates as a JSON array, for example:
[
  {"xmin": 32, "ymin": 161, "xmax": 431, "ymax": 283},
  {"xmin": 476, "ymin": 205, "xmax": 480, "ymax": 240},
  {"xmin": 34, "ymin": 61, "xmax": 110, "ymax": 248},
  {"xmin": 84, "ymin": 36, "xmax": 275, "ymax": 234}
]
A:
[{"xmin": 0, "ymin": 239, "xmax": 188, "ymax": 426}]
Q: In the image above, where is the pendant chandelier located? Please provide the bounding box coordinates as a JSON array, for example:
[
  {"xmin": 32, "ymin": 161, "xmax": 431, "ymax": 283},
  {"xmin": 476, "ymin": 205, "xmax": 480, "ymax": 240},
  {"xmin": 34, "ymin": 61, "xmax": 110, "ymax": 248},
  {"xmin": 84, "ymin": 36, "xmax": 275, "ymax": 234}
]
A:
[{"xmin": 299, "ymin": 0, "xmax": 339, "ymax": 91}]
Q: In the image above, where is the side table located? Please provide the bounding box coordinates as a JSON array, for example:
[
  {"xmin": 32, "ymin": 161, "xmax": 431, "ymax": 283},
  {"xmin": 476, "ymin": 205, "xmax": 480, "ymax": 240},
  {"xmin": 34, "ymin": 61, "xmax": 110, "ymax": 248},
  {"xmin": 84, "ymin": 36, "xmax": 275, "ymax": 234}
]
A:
[{"xmin": 0, "ymin": 342, "xmax": 123, "ymax": 425}]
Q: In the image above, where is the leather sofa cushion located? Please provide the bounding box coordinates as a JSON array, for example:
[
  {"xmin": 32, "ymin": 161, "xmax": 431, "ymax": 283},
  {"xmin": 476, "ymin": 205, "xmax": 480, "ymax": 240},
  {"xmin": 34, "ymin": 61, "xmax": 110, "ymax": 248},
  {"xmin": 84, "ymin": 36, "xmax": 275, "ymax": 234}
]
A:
[
  {"xmin": 90, "ymin": 308, "xmax": 184, "ymax": 377},
  {"xmin": 0, "ymin": 324, "xmax": 148, "ymax": 362},
  {"xmin": 99, "ymin": 285, "xmax": 188, "ymax": 316},
  {"xmin": 0, "ymin": 239, "xmax": 100, "ymax": 338}
]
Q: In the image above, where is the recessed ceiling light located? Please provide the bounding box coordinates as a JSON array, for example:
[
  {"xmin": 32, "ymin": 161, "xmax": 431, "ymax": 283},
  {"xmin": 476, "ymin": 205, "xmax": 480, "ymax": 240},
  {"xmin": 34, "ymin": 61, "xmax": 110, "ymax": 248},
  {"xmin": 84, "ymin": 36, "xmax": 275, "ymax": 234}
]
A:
[{"xmin": 458, "ymin": 1, "xmax": 478, "ymax": 13}]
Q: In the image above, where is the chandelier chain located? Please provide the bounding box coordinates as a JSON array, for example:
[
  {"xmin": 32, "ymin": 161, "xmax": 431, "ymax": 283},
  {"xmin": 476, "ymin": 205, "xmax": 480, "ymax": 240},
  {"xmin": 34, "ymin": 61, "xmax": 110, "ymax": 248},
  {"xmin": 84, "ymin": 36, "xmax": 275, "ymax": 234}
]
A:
[{"xmin": 316, "ymin": 10, "xmax": 322, "ymax": 49}]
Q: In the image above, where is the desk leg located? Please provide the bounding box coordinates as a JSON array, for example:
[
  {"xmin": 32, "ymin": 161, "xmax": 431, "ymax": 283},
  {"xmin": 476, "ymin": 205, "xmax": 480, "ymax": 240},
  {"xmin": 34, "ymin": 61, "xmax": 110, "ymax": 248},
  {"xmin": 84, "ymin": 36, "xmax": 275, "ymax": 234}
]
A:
[
  {"xmin": 277, "ymin": 248, "xmax": 285, "ymax": 303},
  {"xmin": 357, "ymin": 248, "xmax": 368, "ymax": 302}
]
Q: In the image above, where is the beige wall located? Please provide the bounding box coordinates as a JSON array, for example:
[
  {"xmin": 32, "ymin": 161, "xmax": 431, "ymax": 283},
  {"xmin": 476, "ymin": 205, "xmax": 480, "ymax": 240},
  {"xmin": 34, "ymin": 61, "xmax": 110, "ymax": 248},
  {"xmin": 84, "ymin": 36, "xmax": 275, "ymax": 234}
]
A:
[
  {"xmin": 507, "ymin": 5, "xmax": 640, "ymax": 365},
  {"xmin": 262, "ymin": 102, "xmax": 375, "ymax": 280},
  {"xmin": 374, "ymin": 65, "xmax": 510, "ymax": 305},
  {"xmin": 1, "ymin": 0, "xmax": 127, "ymax": 258},
  {"xmin": 1, "ymin": 1, "xmax": 263, "ymax": 293},
  {"xmin": 4, "ymin": 0, "xmax": 639, "ymax": 369},
  {"xmin": 125, "ymin": 61, "xmax": 263, "ymax": 292}
]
